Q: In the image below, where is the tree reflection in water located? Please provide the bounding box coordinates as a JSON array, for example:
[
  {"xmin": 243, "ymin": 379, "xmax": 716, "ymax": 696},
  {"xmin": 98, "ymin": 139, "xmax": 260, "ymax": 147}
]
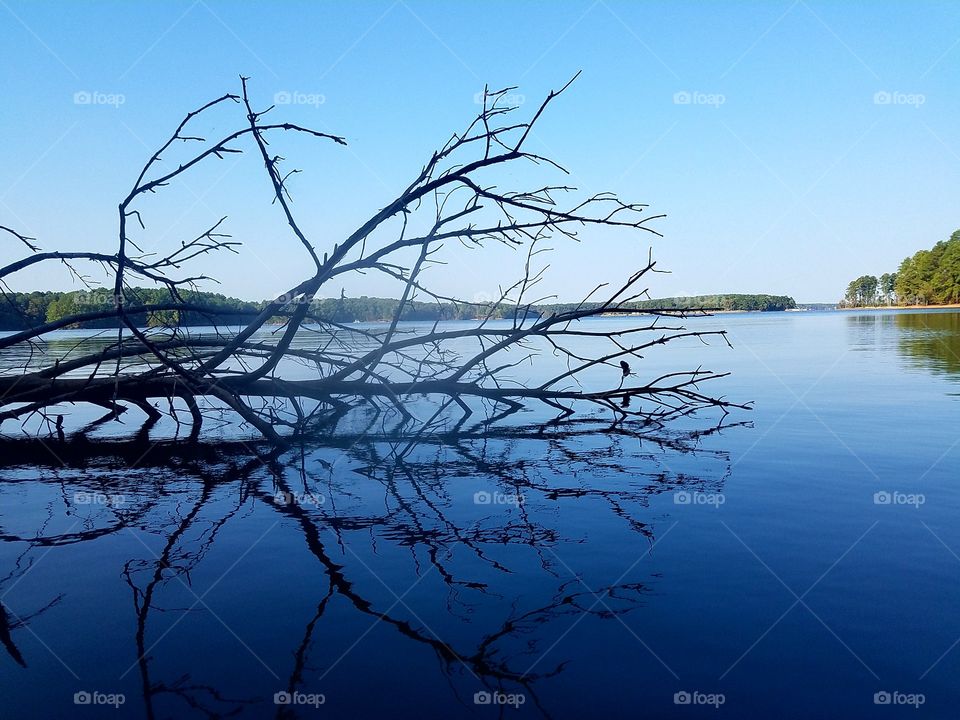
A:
[
  {"xmin": 894, "ymin": 311, "xmax": 960, "ymax": 378},
  {"xmin": 0, "ymin": 418, "xmax": 745, "ymax": 718}
]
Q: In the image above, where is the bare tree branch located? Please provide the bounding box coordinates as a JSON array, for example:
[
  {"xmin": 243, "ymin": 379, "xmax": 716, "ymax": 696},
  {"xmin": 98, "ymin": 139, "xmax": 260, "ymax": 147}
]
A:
[{"xmin": 0, "ymin": 75, "xmax": 744, "ymax": 445}]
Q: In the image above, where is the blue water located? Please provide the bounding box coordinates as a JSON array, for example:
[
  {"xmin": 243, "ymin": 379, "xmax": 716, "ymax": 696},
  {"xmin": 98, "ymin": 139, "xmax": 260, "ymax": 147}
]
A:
[{"xmin": 0, "ymin": 310, "xmax": 958, "ymax": 718}]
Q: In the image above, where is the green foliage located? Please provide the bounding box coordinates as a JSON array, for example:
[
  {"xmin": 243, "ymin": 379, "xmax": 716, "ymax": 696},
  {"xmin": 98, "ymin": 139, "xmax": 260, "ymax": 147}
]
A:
[
  {"xmin": 45, "ymin": 294, "xmax": 80, "ymax": 323},
  {"xmin": 0, "ymin": 289, "xmax": 797, "ymax": 331},
  {"xmin": 888, "ymin": 229, "xmax": 960, "ymax": 305},
  {"xmin": 842, "ymin": 229, "xmax": 960, "ymax": 306},
  {"xmin": 931, "ymin": 237, "xmax": 960, "ymax": 304},
  {"xmin": 0, "ymin": 288, "xmax": 261, "ymax": 330},
  {"xmin": 879, "ymin": 272, "xmax": 896, "ymax": 301},
  {"xmin": 844, "ymin": 275, "xmax": 879, "ymax": 307},
  {"xmin": 619, "ymin": 294, "xmax": 796, "ymax": 312}
]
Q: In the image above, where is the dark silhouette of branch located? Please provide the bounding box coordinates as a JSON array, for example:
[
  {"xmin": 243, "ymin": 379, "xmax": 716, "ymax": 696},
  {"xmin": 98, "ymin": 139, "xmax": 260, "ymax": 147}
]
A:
[
  {"xmin": 0, "ymin": 419, "xmax": 745, "ymax": 717},
  {"xmin": 0, "ymin": 75, "xmax": 745, "ymax": 446}
]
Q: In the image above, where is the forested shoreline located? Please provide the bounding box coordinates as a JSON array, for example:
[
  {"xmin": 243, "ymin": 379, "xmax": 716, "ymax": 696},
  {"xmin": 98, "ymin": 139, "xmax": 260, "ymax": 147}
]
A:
[
  {"xmin": 842, "ymin": 229, "xmax": 960, "ymax": 307},
  {"xmin": 0, "ymin": 290, "xmax": 796, "ymax": 330}
]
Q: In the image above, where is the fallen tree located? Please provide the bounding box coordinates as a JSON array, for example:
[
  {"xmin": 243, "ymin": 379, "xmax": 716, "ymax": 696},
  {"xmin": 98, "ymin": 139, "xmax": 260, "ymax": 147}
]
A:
[{"xmin": 0, "ymin": 76, "xmax": 745, "ymax": 446}]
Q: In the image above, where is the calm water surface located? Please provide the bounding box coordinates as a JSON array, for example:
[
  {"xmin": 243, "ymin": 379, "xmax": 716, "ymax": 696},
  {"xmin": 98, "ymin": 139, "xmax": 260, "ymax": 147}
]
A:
[{"xmin": 1, "ymin": 310, "xmax": 958, "ymax": 718}]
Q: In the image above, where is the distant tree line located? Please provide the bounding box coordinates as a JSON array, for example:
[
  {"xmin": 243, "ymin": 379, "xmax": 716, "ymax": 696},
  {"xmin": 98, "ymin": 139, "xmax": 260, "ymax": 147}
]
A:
[
  {"xmin": 0, "ymin": 289, "xmax": 262, "ymax": 330},
  {"xmin": 319, "ymin": 293, "xmax": 796, "ymax": 319},
  {"xmin": 626, "ymin": 294, "xmax": 796, "ymax": 312},
  {"xmin": 842, "ymin": 273, "xmax": 897, "ymax": 307},
  {"xmin": 842, "ymin": 229, "xmax": 960, "ymax": 307},
  {"xmin": 0, "ymin": 290, "xmax": 797, "ymax": 331}
]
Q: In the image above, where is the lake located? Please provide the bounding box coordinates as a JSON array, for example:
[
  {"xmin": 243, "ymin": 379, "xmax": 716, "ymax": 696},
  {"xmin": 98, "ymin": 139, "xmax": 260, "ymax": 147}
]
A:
[{"xmin": 1, "ymin": 309, "xmax": 958, "ymax": 718}]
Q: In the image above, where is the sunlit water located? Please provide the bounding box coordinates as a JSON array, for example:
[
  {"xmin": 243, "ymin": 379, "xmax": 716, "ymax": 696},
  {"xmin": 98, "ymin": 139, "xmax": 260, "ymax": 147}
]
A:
[{"xmin": 1, "ymin": 310, "xmax": 958, "ymax": 718}]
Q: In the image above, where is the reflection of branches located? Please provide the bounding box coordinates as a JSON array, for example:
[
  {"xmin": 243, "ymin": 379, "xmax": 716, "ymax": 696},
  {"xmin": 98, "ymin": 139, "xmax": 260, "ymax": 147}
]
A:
[
  {"xmin": 247, "ymin": 478, "xmax": 590, "ymax": 716},
  {"xmin": 276, "ymin": 584, "xmax": 335, "ymax": 720},
  {"xmin": 122, "ymin": 457, "xmax": 261, "ymax": 720},
  {"xmin": 0, "ymin": 419, "xmax": 745, "ymax": 716},
  {"xmin": 267, "ymin": 420, "xmax": 737, "ymax": 696},
  {"xmin": 0, "ymin": 451, "xmax": 258, "ymax": 713},
  {"xmin": 0, "ymin": 595, "xmax": 64, "ymax": 668},
  {"xmin": 0, "ymin": 545, "xmax": 65, "ymax": 668}
]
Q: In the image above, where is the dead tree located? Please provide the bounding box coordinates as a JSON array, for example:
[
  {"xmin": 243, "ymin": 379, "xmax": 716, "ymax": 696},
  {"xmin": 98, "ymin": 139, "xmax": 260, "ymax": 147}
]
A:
[{"xmin": 0, "ymin": 75, "xmax": 745, "ymax": 445}]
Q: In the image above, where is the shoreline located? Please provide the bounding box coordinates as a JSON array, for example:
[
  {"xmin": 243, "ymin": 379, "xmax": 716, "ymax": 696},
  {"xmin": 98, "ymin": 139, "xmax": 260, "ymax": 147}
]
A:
[{"xmin": 837, "ymin": 304, "xmax": 960, "ymax": 311}]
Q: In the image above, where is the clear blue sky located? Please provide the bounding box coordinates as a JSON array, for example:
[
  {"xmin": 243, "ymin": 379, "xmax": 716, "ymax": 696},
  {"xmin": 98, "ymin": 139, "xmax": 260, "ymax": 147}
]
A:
[{"xmin": 2, "ymin": 0, "xmax": 959, "ymax": 303}]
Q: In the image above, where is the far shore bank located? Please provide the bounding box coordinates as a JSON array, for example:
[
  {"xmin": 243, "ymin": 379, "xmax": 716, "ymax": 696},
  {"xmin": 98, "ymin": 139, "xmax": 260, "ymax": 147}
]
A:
[{"xmin": 838, "ymin": 303, "xmax": 960, "ymax": 311}]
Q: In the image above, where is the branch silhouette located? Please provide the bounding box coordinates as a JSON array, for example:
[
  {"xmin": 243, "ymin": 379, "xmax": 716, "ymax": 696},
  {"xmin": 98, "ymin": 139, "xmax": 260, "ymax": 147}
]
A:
[{"xmin": 0, "ymin": 76, "xmax": 745, "ymax": 445}]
